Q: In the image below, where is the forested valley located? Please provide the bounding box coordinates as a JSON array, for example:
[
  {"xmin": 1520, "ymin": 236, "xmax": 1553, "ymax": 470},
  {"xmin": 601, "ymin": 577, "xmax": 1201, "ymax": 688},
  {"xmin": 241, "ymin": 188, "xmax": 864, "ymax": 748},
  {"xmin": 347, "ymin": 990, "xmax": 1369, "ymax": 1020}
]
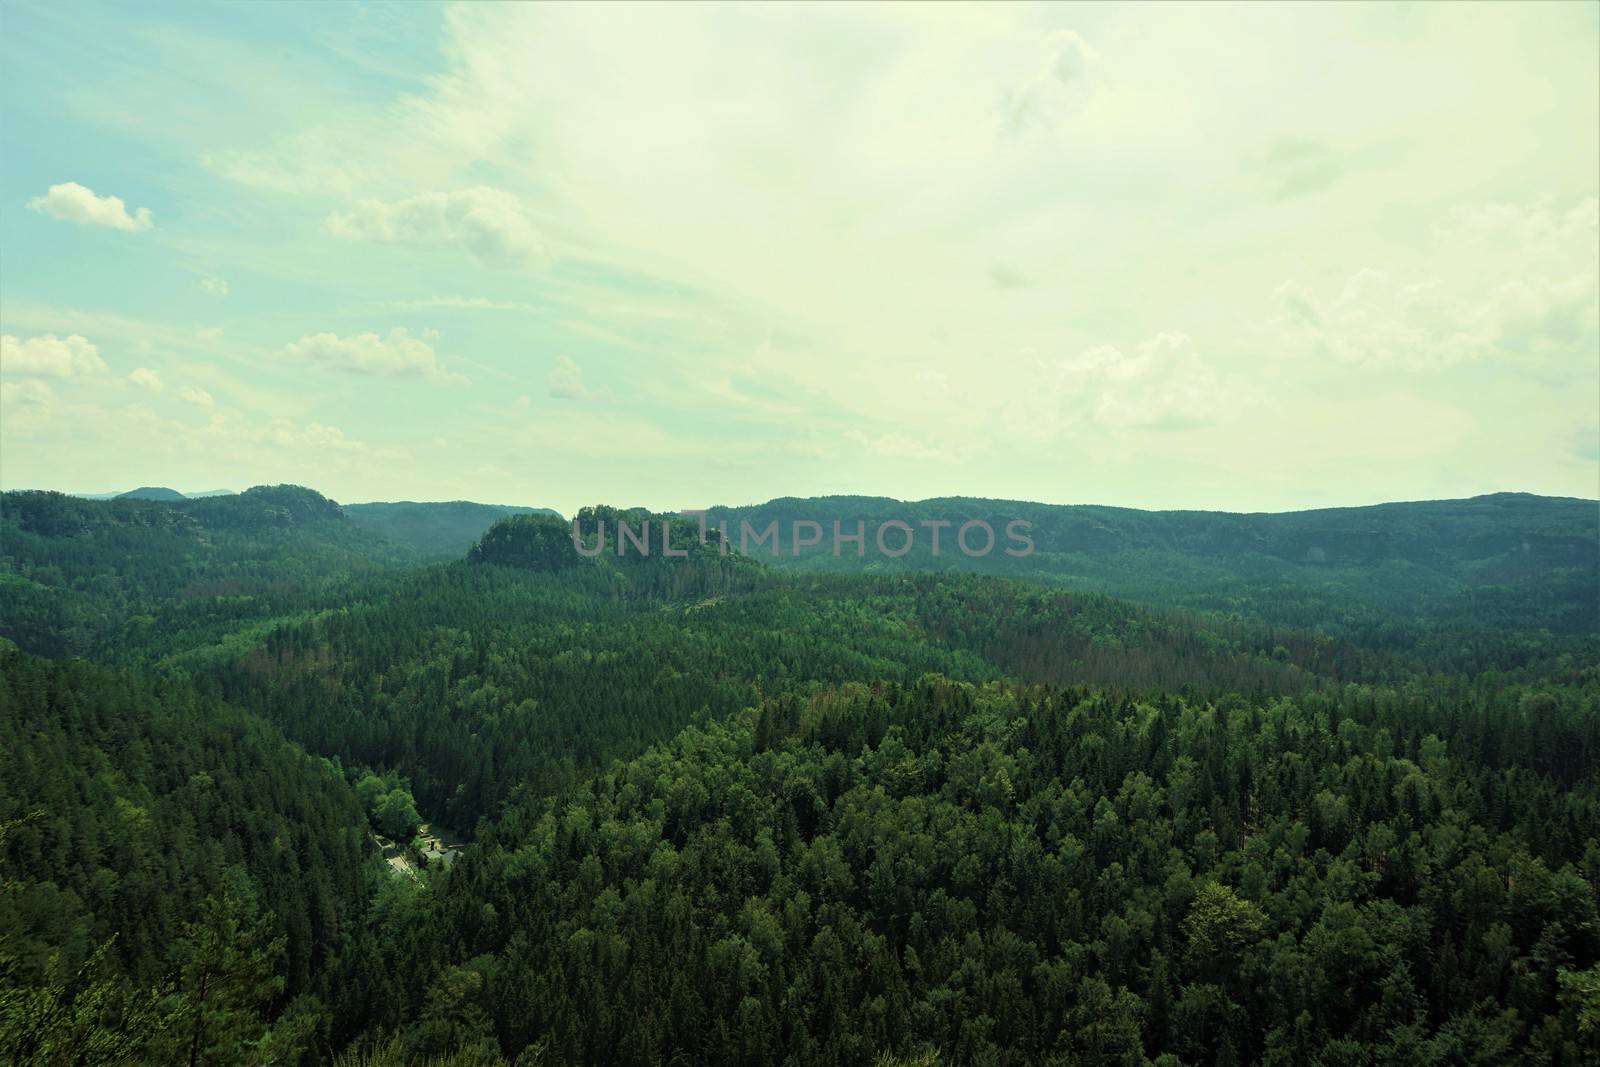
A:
[{"xmin": 1, "ymin": 487, "xmax": 1597, "ymax": 1065}]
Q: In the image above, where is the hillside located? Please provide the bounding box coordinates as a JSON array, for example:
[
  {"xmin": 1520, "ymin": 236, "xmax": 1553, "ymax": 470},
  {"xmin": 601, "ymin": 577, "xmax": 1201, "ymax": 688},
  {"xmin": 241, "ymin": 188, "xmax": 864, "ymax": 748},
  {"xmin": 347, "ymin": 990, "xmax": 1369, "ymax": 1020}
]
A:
[
  {"xmin": 373, "ymin": 675, "xmax": 1600, "ymax": 1065},
  {"xmin": 116, "ymin": 486, "xmax": 187, "ymax": 501},
  {"xmin": 0, "ymin": 485, "xmax": 412, "ymax": 659},
  {"xmin": 343, "ymin": 499, "xmax": 560, "ymax": 558},
  {"xmin": 0, "ymin": 649, "xmax": 374, "ymax": 1062},
  {"xmin": 701, "ymin": 493, "xmax": 1600, "ymax": 640}
]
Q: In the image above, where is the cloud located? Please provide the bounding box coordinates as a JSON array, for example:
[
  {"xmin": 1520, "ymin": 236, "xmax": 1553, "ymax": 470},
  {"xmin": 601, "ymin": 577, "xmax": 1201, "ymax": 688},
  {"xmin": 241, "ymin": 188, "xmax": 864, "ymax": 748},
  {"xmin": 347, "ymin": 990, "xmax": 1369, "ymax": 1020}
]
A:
[
  {"xmin": 1248, "ymin": 136, "xmax": 1343, "ymax": 201},
  {"xmin": 1050, "ymin": 29, "xmax": 1099, "ymax": 87},
  {"xmin": 1268, "ymin": 197, "xmax": 1598, "ymax": 371},
  {"xmin": 843, "ymin": 429, "xmax": 944, "ymax": 461},
  {"xmin": 264, "ymin": 418, "xmax": 382, "ymax": 456},
  {"xmin": 1, "ymin": 333, "xmax": 110, "ymax": 377},
  {"xmin": 283, "ymin": 328, "xmax": 468, "ymax": 384},
  {"xmin": 301, "ymin": 423, "xmax": 364, "ymax": 451},
  {"xmin": 0, "ymin": 379, "xmax": 55, "ymax": 408},
  {"xmin": 699, "ymin": 375, "xmax": 801, "ymax": 420},
  {"xmin": 205, "ymin": 141, "xmax": 367, "ymax": 196},
  {"xmin": 27, "ymin": 182, "xmax": 153, "ymax": 231},
  {"xmin": 1273, "ymin": 281, "xmax": 1322, "ymax": 327},
  {"xmin": 200, "ymin": 276, "xmax": 229, "ymax": 297},
  {"xmin": 128, "ymin": 367, "xmax": 164, "ymax": 391},
  {"xmin": 179, "ymin": 386, "xmax": 215, "ymax": 408},
  {"xmin": 327, "ymin": 187, "xmax": 544, "ymax": 268},
  {"xmin": 988, "ymin": 264, "xmax": 1029, "ymax": 291},
  {"xmin": 1051, "ymin": 332, "xmax": 1219, "ymax": 430},
  {"xmin": 1000, "ymin": 28, "xmax": 1101, "ymax": 134},
  {"xmin": 546, "ymin": 354, "xmax": 587, "ymax": 399}
]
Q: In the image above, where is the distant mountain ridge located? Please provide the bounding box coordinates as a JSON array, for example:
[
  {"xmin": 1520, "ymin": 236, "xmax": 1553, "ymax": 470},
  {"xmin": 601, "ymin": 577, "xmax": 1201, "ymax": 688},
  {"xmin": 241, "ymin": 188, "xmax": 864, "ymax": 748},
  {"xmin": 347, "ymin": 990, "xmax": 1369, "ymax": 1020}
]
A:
[
  {"xmin": 69, "ymin": 487, "xmax": 236, "ymax": 500},
  {"xmin": 116, "ymin": 486, "xmax": 186, "ymax": 501},
  {"xmin": 703, "ymin": 491, "xmax": 1598, "ymax": 565},
  {"xmin": 696, "ymin": 491, "xmax": 1599, "ymax": 638},
  {"xmin": 8, "ymin": 483, "xmax": 348, "ymax": 535},
  {"xmin": 10, "ymin": 484, "xmax": 1595, "ymax": 652},
  {"xmin": 47, "ymin": 489, "xmax": 559, "ymax": 558},
  {"xmin": 344, "ymin": 499, "xmax": 561, "ymax": 557},
  {"xmin": 0, "ymin": 485, "xmax": 401, "ymax": 658}
]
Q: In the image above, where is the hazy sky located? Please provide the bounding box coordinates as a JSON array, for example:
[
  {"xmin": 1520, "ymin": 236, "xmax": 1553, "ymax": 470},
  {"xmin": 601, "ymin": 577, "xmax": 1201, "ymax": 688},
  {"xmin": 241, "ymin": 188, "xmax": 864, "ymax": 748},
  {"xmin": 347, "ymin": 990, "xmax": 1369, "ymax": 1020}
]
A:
[{"xmin": 2, "ymin": 1, "xmax": 1596, "ymax": 514}]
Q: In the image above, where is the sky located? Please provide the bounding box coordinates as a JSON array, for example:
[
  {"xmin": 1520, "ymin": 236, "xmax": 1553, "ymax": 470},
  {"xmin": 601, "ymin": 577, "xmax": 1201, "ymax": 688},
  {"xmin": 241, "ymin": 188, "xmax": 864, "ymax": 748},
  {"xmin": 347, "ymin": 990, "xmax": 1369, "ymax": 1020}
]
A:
[{"xmin": 1, "ymin": 0, "xmax": 1597, "ymax": 515}]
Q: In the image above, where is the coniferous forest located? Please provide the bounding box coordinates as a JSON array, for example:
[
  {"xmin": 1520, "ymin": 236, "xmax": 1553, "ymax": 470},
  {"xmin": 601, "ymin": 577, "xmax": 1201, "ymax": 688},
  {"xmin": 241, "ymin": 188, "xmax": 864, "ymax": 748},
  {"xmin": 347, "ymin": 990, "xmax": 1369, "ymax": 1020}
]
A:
[{"xmin": 1, "ymin": 487, "xmax": 1596, "ymax": 1065}]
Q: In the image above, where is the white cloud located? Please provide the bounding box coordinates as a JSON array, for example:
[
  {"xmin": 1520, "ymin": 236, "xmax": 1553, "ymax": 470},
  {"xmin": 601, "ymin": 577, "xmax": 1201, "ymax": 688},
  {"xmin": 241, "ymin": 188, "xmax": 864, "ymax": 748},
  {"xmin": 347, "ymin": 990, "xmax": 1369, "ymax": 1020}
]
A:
[
  {"xmin": 843, "ymin": 429, "xmax": 944, "ymax": 461},
  {"xmin": 261, "ymin": 418, "xmax": 378, "ymax": 456},
  {"xmin": 27, "ymin": 182, "xmax": 153, "ymax": 231},
  {"xmin": 200, "ymin": 276, "xmax": 229, "ymax": 297},
  {"xmin": 1050, "ymin": 28, "xmax": 1098, "ymax": 87},
  {"xmin": 0, "ymin": 379, "xmax": 55, "ymax": 408},
  {"xmin": 1000, "ymin": 28, "xmax": 1101, "ymax": 134},
  {"xmin": 179, "ymin": 385, "xmax": 215, "ymax": 407},
  {"xmin": 1269, "ymin": 198, "xmax": 1598, "ymax": 371},
  {"xmin": 700, "ymin": 376, "xmax": 802, "ymax": 420},
  {"xmin": 128, "ymin": 367, "xmax": 164, "ymax": 391},
  {"xmin": 546, "ymin": 354, "xmax": 587, "ymax": 399},
  {"xmin": 283, "ymin": 328, "xmax": 468, "ymax": 384},
  {"xmin": 1, "ymin": 333, "xmax": 110, "ymax": 377},
  {"xmin": 1246, "ymin": 136, "xmax": 1343, "ymax": 201},
  {"xmin": 1052, "ymin": 332, "xmax": 1219, "ymax": 430},
  {"xmin": 327, "ymin": 187, "xmax": 544, "ymax": 268},
  {"xmin": 299, "ymin": 422, "xmax": 367, "ymax": 452}
]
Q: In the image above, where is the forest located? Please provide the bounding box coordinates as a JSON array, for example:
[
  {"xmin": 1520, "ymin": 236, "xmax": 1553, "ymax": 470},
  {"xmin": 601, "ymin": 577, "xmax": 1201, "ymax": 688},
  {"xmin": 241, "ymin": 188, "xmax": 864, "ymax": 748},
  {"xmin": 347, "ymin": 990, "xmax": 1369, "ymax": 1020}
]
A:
[{"xmin": 0, "ymin": 487, "xmax": 1596, "ymax": 1065}]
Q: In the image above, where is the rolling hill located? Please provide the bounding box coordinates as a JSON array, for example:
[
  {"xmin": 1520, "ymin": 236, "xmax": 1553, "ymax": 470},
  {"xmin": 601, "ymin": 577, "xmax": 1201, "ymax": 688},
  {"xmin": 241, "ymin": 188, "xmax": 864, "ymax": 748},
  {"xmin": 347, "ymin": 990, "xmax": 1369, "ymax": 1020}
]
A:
[
  {"xmin": 343, "ymin": 499, "xmax": 561, "ymax": 558},
  {"xmin": 0, "ymin": 485, "xmax": 411, "ymax": 659},
  {"xmin": 698, "ymin": 493, "xmax": 1600, "ymax": 639}
]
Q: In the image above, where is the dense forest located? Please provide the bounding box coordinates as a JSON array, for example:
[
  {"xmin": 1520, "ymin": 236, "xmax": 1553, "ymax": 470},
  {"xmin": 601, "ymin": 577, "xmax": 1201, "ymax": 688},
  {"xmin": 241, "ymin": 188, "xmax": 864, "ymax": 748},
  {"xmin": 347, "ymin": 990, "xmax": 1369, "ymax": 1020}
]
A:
[
  {"xmin": 703, "ymin": 494, "xmax": 1599, "ymax": 644},
  {"xmin": 0, "ymin": 488, "xmax": 413, "ymax": 662},
  {"xmin": 0, "ymin": 647, "xmax": 372, "ymax": 1064},
  {"xmin": 0, "ymin": 488, "xmax": 1596, "ymax": 1064}
]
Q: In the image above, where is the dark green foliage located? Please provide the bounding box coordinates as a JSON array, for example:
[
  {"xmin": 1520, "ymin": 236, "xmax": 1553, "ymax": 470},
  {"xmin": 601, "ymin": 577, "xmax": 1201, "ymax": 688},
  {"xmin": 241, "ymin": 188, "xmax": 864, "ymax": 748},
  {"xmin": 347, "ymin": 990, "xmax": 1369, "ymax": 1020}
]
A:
[
  {"xmin": 467, "ymin": 514, "xmax": 586, "ymax": 573},
  {"xmin": 355, "ymin": 774, "xmax": 423, "ymax": 843},
  {"xmin": 363, "ymin": 675, "xmax": 1600, "ymax": 1065},
  {"xmin": 0, "ymin": 650, "xmax": 374, "ymax": 1062},
  {"xmin": 468, "ymin": 506, "xmax": 742, "ymax": 579},
  {"xmin": 153, "ymin": 876, "xmax": 289, "ymax": 1066},
  {"xmin": 117, "ymin": 487, "xmax": 187, "ymax": 501},
  {"xmin": 0, "ymin": 486, "xmax": 412, "ymax": 660},
  {"xmin": 705, "ymin": 492, "xmax": 1600, "ymax": 644},
  {"xmin": 191, "ymin": 562, "xmax": 1378, "ymax": 830}
]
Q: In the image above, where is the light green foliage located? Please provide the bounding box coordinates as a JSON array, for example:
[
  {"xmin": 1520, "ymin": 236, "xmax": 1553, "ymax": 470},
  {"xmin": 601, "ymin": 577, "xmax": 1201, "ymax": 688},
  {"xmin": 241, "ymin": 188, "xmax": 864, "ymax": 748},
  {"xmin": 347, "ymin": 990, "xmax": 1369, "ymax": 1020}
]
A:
[
  {"xmin": 1183, "ymin": 882, "xmax": 1268, "ymax": 965},
  {"xmin": 374, "ymin": 790, "xmax": 422, "ymax": 842}
]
